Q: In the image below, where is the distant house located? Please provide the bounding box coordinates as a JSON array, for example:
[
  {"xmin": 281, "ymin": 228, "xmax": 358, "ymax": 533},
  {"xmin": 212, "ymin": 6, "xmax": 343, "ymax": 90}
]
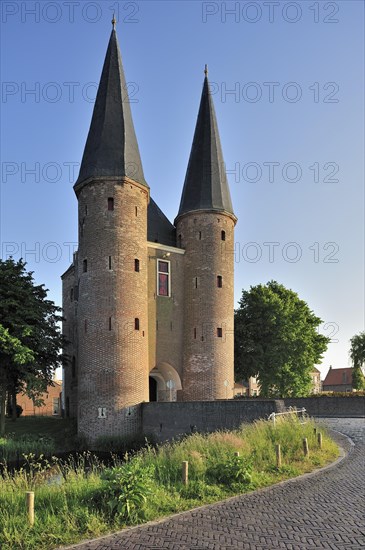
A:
[
  {"xmin": 234, "ymin": 377, "xmax": 260, "ymax": 397},
  {"xmin": 311, "ymin": 367, "xmax": 322, "ymax": 394},
  {"xmin": 322, "ymin": 367, "xmax": 353, "ymax": 392},
  {"xmin": 17, "ymin": 380, "xmax": 62, "ymax": 416}
]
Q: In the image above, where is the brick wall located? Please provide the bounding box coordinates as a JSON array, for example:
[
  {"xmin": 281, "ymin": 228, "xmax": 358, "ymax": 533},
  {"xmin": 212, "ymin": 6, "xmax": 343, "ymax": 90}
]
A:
[
  {"xmin": 18, "ymin": 382, "xmax": 62, "ymax": 416},
  {"xmin": 76, "ymin": 177, "xmax": 150, "ymax": 441},
  {"xmin": 142, "ymin": 399, "xmax": 284, "ymax": 442},
  {"xmin": 284, "ymin": 397, "xmax": 365, "ymax": 417},
  {"xmin": 176, "ymin": 211, "xmax": 236, "ymax": 401}
]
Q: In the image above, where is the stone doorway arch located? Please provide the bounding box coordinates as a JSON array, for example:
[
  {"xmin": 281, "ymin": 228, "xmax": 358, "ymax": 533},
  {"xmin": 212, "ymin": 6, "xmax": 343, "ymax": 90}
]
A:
[{"xmin": 149, "ymin": 362, "xmax": 182, "ymax": 402}]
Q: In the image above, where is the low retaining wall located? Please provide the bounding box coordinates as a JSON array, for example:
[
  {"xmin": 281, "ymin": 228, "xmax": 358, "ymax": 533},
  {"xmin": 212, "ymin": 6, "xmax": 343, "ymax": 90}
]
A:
[
  {"xmin": 142, "ymin": 399, "xmax": 285, "ymax": 442},
  {"xmin": 284, "ymin": 397, "xmax": 365, "ymax": 418}
]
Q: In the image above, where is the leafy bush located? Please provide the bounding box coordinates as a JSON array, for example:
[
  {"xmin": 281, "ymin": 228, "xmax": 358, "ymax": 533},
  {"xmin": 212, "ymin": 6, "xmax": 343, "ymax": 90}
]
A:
[
  {"xmin": 101, "ymin": 457, "xmax": 155, "ymax": 523},
  {"xmin": 6, "ymin": 404, "xmax": 23, "ymax": 418},
  {"xmin": 207, "ymin": 454, "xmax": 252, "ymax": 487}
]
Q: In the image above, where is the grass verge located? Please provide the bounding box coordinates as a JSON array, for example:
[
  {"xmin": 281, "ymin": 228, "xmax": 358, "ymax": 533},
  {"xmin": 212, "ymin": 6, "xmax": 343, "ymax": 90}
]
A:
[{"xmin": 0, "ymin": 416, "xmax": 339, "ymax": 550}]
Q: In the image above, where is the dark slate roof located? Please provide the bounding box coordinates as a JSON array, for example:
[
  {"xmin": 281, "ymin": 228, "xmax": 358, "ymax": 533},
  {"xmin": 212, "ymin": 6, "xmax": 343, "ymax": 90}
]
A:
[
  {"xmin": 176, "ymin": 75, "xmax": 235, "ymax": 221},
  {"xmin": 75, "ymin": 29, "xmax": 147, "ymax": 189},
  {"xmin": 147, "ymin": 198, "xmax": 176, "ymax": 247}
]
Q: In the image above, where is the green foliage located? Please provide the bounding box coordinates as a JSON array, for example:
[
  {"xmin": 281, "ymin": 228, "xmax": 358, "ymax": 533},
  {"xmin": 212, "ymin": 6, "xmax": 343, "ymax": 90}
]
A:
[
  {"xmin": 0, "ymin": 259, "xmax": 64, "ymax": 435},
  {"xmin": 352, "ymin": 367, "xmax": 365, "ymax": 390},
  {"xmin": 207, "ymin": 454, "xmax": 252, "ymax": 487},
  {"xmin": 0, "ymin": 417, "xmax": 339, "ymax": 550},
  {"xmin": 349, "ymin": 331, "xmax": 365, "ymax": 369},
  {"xmin": 234, "ymin": 280, "xmax": 329, "ymax": 397},
  {"xmin": 101, "ymin": 457, "xmax": 155, "ymax": 523},
  {"xmin": 0, "ymin": 433, "xmax": 55, "ymax": 462}
]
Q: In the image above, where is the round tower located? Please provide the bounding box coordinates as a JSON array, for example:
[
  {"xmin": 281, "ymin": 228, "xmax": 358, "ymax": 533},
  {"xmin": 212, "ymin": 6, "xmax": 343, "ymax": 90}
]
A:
[
  {"xmin": 74, "ymin": 25, "xmax": 150, "ymax": 442},
  {"xmin": 176, "ymin": 69, "xmax": 237, "ymax": 401}
]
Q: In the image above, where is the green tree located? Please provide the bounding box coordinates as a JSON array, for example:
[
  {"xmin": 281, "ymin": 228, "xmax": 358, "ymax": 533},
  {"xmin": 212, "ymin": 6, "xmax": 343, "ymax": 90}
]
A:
[
  {"xmin": 0, "ymin": 258, "xmax": 63, "ymax": 434},
  {"xmin": 0, "ymin": 324, "xmax": 35, "ymax": 435},
  {"xmin": 234, "ymin": 281, "xmax": 329, "ymax": 397},
  {"xmin": 349, "ymin": 331, "xmax": 365, "ymax": 390}
]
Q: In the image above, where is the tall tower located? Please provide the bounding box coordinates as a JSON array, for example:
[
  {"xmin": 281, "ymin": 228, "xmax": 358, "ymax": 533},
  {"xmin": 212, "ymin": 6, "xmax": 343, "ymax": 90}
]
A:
[
  {"xmin": 175, "ymin": 68, "xmax": 237, "ymax": 401},
  {"xmin": 74, "ymin": 22, "xmax": 150, "ymax": 441}
]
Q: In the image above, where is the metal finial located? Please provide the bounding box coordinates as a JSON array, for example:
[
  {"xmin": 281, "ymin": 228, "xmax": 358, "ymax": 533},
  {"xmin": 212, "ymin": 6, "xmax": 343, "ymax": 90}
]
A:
[
  {"xmin": 204, "ymin": 64, "xmax": 208, "ymax": 77},
  {"xmin": 112, "ymin": 14, "xmax": 116, "ymax": 29}
]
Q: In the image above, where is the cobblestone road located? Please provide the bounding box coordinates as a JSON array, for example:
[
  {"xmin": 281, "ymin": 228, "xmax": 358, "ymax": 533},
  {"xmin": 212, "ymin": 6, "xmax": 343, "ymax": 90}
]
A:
[{"xmin": 64, "ymin": 418, "xmax": 365, "ymax": 550}]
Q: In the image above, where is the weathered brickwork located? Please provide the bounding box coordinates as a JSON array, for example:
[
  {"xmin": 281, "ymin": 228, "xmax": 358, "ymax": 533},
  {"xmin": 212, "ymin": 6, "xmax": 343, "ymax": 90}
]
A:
[
  {"xmin": 62, "ymin": 26, "xmax": 237, "ymax": 441},
  {"xmin": 61, "ymin": 264, "xmax": 78, "ymax": 418},
  {"xmin": 75, "ymin": 177, "xmax": 150, "ymax": 440},
  {"xmin": 176, "ymin": 211, "xmax": 236, "ymax": 401}
]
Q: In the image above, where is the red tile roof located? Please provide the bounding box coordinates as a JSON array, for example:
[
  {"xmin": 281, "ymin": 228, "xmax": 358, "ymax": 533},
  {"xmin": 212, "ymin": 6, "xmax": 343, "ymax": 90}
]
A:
[{"xmin": 323, "ymin": 367, "xmax": 352, "ymax": 386}]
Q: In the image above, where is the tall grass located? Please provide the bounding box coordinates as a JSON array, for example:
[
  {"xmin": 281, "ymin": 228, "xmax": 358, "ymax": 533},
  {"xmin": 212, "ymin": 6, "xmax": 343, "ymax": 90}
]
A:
[
  {"xmin": 0, "ymin": 434, "xmax": 55, "ymax": 462},
  {"xmin": 0, "ymin": 416, "xmax": 339, "ymax": 550}
]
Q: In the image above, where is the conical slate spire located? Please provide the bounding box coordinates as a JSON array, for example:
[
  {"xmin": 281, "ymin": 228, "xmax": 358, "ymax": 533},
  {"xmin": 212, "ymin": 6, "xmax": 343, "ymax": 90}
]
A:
[
  {"xmin": 176, "ymin": 73, "xmax": 235, "ymax": 220},
  {"xmin": 75, "ymin": 27, "xmax": 147, "ymax": 189}
]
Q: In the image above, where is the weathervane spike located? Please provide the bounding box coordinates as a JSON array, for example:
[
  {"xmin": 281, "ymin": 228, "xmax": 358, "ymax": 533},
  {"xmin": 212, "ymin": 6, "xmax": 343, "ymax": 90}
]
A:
[
  {"xmin": 112, "ymin": 13, "xmax": 116, "ymax": 30},
  {"xmin": 204, "ymin": 64, "xmax": 208, "ymax": 77}
]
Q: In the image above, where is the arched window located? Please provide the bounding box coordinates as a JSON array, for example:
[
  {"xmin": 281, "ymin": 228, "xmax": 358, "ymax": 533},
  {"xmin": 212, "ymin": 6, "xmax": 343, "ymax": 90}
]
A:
[
  {"xmin": 221, "ymin": 230, "xmax": 226, "ymax": 241},
  {"xmin": 217, "ymin": 275, "xmax": 223, "ymax": 288}
]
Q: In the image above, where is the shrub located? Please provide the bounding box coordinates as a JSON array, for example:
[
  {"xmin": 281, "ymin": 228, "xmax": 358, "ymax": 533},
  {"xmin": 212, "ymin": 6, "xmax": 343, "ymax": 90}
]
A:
[
  {"xmin": 207, "ymin": 454, "xmax": 252, "ymax": 487},
  {"xmin": 101, "ymin": 457, "xmax": 155, "ymax": 523}
]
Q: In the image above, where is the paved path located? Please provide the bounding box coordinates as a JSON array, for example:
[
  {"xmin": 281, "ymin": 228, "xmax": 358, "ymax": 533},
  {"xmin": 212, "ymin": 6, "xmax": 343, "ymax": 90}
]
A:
[{"xmin": 65, "ymin": 418, "xmax": 365, "ymax": 550}]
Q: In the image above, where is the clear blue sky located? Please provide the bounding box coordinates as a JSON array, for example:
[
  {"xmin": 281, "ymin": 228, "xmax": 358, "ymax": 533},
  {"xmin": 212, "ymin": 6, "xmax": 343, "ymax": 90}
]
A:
[{"xmin": 1, "ymin": 1, "xmax": 364, "ymax": 380}]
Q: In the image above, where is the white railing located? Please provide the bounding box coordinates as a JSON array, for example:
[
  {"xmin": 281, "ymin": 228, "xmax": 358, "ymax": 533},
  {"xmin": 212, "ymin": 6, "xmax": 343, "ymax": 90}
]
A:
[{"xmin": 268, "ymin": 407, "xmax": 307, "ymax": 425}]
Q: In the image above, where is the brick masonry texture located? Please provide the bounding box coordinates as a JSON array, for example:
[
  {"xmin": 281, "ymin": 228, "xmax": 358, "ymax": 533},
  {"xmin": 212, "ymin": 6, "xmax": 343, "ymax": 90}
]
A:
[
  {"xmin": 62, "ymin": 418, "xmax": 365, "ymax": 550},
  {"xmin": 176, "ymin": 211, "xmax": 236, "ymax": 401},
  {"xmin": 283, "ymin": 397, "xmax": 365, "ymax": 418},
  {"xmin": 142, "ymin": 400, "xmax": 285, "ymax": 442},
  {"xmin": 76, "ymin": 177, "xmax": 150, "ymax": 441}
]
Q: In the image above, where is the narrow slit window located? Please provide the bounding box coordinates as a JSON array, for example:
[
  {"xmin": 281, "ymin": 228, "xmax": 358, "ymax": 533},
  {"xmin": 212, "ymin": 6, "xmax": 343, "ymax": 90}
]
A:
[
  {"xmin": 109, "ymin": 256, "xmax": 112, "ymax": 270},
  {"xmin": 83, "ymin": 259, "xmax": 87, "ymax": 273},
  {"xmin": 157, "ymin": 260, "xmax": 170, "ymax": 297},
  {"xmin": 134, "ymin": 259, "xmax": 140, "ymax": 272},
  {"xmin": 194, "ymin": 328, "xmax": 197, "ymax": 339},
  {"xmin": 195, "ymin": 277, "xmax": 198, "ymax": 289},
  {"xmin": 108, "ymin": 197, "xmax": 114, "ymax": 211},
  {"xmin": 198, "ymin": 231, "xmax": 202, "ymax": 240},
  {"xmin": 217, "ymin": 275, "xmax": 223, "ymax": 288},
  {"xmin": 217, "ymin": 327, "xmax": 223, "ymax": 338},
  {"xmin": 135, "ymin": 318, "xmax": 140, "ymax": 330},
  {"xmin": 221, "ymin": 230, "xmax": 226, "ymax": 241},
  {"xmin": 108, "ymin": 317, "xmax": 112, "ymax": 331},
  {"xmin": 135, "ymin": 206, "xmax": 138, "ymax": 217}
]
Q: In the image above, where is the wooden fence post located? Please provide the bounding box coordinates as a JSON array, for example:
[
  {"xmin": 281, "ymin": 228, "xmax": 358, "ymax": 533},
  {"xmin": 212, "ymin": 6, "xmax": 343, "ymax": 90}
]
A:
[
  {"xmin": 303, "ymin": 438, "xmax": 309, "ymax": 457},
  {"xmin": 26, "ymin": 491, "xmax": 34, "ymax": 526},
  {"xmin": 276, "ymin": 444, "xmax": 281, "ymax": 468},
  {"xmin": 182, "ymin": 461, "xmax": 189, "ymax": 486},
  {"xmin": 234, "ymin": 451, "xmax": 240, "ymax": 457},
  {"xmin": 317, "ymin": 432, "xmax": 322, "ymax": 449}
]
